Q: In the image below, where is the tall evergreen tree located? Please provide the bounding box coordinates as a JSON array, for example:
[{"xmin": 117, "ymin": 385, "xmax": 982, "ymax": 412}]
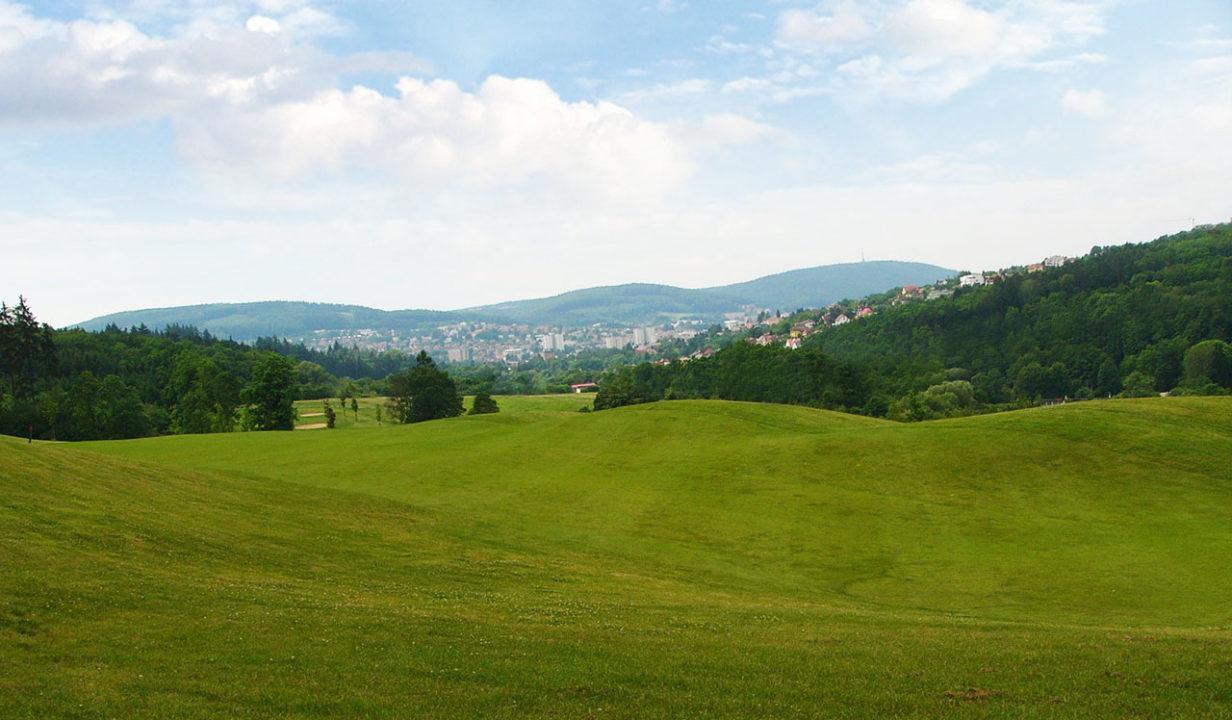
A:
[{"xmin": 0, "ymin": 296, "xmax": 57, "ymax": 398}]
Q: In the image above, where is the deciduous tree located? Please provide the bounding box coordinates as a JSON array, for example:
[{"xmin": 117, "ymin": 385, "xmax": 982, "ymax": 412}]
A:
[
  {"xmin": 242, "ymin": 354, "xmax": 297, "ymax": 431},
  {"xmin": 386, "ymin": 351, "xmax": 462, "ymax": 423}
]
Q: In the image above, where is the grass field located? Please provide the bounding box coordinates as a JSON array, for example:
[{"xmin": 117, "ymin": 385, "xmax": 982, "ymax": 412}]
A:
[
  {"xmin": 3, "ymin": 397, "xmax": 1231, "ymax": 717},
  {"xmin": 293, "ymin": 394, "xmax": 593, "ymax": 429}
]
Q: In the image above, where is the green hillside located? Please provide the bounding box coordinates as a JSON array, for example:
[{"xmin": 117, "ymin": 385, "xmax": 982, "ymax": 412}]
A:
[
  {"xmin": 810, "ymin": 224, "xmax": 1232, "ymax": 405},
  {"xmin": 5, "ymin": 398, "xmax": 1231, "ymax": 717}
]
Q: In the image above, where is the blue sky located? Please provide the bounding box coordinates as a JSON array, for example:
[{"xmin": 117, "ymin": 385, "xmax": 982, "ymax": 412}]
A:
[{"xmin": 1, "ymin": 0, "xmax": 1229, "ymax": 326}]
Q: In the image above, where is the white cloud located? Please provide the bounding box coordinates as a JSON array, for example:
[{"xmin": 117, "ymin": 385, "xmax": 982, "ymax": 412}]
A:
[
  {"xmin": 0, "ymin": 5, "xmax": 333, "ymax": 125},
  {"xmin": 1062, "ymin": 88, "xmax": 1106, "ymax": 116},
  {"xmin": 82, "ymin": 0, "xmax": 348, "ymax": 40},
  {"xmin": 706, "ymin": 34, "xmax": 754, "ymax": 54},
  {"xmin": 616, "ymin": 77, "xmax": 715, "ymax": 105},
  {"xmin": 771, "ymin": 0, "xmax": 1113, "ymax": 103},
  {"xmin": 837, "ymin": 54, "xmax": 883, "ymax": 77},
  {"xmin": 0, "ymin": 0, "xmax": 61, "ymax": 41},
  {"xmin": 722, "ymin": 76, "xmax": 774, "ymax": 94},
  {"xmin": 0, "ymin": 2, "xmax": 688, "ymax": 201},
  {"xmin": 179, "ymin": 75, "xmax": 693, "ymax": 202},
  {"xmin": 275, "ymin": 6, "xmax": 346, "ymax": 39},
  {"xmin": 690, "ymin": 113, "xmax": 783, "ymax": 146},
  {"xmin": 886, "ymin": 0, "xmax": 1007, "ymax": 57},
  {"xmin": 776, "ymin": 1, "xmax": 872, "ymax": 52},
  {"xmin": 245, "ymin": 15, "xmax": 281, "ymax": 35},
  {"xmin": 865, "ymin": 140, "xmax": 1001, "ymax": 182},
  {"xmin": 1109, "ymin": 54, "xmax": 1232, "ymax": 163}
]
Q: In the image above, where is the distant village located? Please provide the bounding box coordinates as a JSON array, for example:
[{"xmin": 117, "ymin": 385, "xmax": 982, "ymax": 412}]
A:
[{"xmin": 297, "ymin": 255, "xmax": 1073, "ymax": 364}]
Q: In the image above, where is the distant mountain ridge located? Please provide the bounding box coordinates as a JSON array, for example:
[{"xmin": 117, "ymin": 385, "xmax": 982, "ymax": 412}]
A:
[{"xmin": 74, "ymin": 260, "xmax": 954, "ymax": 341}]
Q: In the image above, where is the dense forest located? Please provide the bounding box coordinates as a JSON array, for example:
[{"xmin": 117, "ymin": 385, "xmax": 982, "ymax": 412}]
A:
[
  {"xmin": 593, "ymin": 343, "xmax": 871, "ymax": 413},
  {"xmin": 0, "ymin": 312, "xmax": 301, "ymax": 440},
  {"xmin": 0, "ymin": 307, "xmax": 470, "ymax": 441}
]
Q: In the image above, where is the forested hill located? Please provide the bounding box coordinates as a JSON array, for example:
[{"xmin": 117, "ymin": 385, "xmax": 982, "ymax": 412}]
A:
[
  {"xmin": 75, "ymin": 261, "xmax": 953, "ymax": 339},
  {"xmin": 697, "ymin": 260, "xmax": 952, "ymax": 312},
  {"xmin": 590, "ymin": 224, "xmax": 1231, "ymax": 419},
  {"xmin": 469, "ymin": 261, "xmax": 954, "ymax": 326},
  {"xmin": 809, "ymin": 224, "xmax": 1232, "ymax": 410},
  {"xmin": 72, "ymin": 302, "xmax": 476, "ymax": 342}
]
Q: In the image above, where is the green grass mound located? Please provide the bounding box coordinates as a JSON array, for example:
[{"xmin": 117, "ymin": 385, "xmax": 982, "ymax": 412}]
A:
[{"xmin": 3, "ymin": 397, "xmax": 1231, "ymax": 718}]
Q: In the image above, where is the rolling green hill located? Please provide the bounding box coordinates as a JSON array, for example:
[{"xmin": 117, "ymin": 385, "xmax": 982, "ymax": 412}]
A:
[
  {"xmin": 73, "ymin": 261, "xmax": 953, "ymax": 339},
  {"xmin": 4, "ymin": 398, "xmax": 1231, "ymax": 717}
]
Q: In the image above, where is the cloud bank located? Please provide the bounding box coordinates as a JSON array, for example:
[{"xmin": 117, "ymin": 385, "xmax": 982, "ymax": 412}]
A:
[{"xmin": 0, "ymin": 1, "xmax": 693, "ymax": 200}]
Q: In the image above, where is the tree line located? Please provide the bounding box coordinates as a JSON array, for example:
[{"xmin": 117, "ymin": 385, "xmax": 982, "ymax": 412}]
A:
[
  {"xmin": 593, "ymin": 342, "xmax": 870, "ymax": 413},
  {"xmin": 0, "ymin": 300, "xmax": 467, "ymax": 441}
]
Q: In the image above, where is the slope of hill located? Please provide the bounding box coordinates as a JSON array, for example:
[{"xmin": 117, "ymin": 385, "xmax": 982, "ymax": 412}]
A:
[
  {"xmin": 809, "ymin": 224, "xmax": 1232, "ymax": 405},
  {"xmin": 6, "ymin": 398, "xmax": 1230, "ymax": 717},
  {"xmin": 73, "ymin": 260, "xmax": 954, "ymax": 339},
  {"xmin": 466, "ymin": 282, "xmax": 744, "ymax": 326},
  {"xmin": 699, "ymin": 260, "xmax": 953, "ymax": 311},
  {"xmin": 466, "ymin": 260, "xmax": 954, "ymax": 325}
]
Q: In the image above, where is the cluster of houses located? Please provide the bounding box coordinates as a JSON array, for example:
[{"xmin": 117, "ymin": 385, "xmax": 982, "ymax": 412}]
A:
[
  {"xmin": 739, "ymin": 305, "xmax": 876, "ymax": 351},
  {"xmin": 300, "ymin": 254, "xmax": 1079, "ymax": 363},
  {"xmin": 735, "ymin": 254, "xmax": 1076, "ymax": 352},
  {"xmin": 959, "ymin": 255, "xmax": 1070, "ymax": 288}
]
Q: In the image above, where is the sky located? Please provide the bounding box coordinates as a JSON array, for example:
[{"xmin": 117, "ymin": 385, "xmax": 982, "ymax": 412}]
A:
[{"xmin": 1, "ymin": 0, "xmax": 1229, "ymax": 327}]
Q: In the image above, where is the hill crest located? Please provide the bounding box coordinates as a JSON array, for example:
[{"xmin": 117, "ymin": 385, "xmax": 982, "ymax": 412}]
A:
[{"xmin": 74, "ymin": 260, "xmax": 954, "ymax": 341}]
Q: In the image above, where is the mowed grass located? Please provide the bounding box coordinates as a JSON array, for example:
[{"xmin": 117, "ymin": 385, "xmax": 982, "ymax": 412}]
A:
[
  {"xmin": 293, "ymin": 394, "xmax": 591, "ymax": 429},
  {"xmin": 3, "ymin": 397, "xmax": 1231, "ymax": 718}
]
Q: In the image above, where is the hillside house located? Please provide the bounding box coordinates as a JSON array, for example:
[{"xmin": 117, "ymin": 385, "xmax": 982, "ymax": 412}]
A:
[{"xmin": 570, "ymin": 382, "xmax": 598, "ymax": 394}]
